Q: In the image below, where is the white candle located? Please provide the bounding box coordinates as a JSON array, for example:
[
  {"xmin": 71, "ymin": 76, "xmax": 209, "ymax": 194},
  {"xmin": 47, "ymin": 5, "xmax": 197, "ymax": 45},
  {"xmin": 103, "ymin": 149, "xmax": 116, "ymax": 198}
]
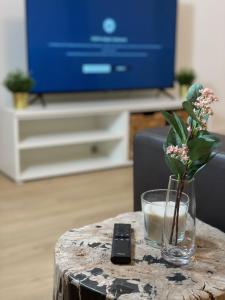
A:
[{"xmin": 143, "ymin": 201, "xmax": 188, "ymax": 244}]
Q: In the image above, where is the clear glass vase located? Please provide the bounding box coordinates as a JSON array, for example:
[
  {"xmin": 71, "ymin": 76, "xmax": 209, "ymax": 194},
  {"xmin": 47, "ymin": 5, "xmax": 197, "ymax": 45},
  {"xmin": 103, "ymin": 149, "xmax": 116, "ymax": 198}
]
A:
[{"xmin": 161, "ymin": 175, "xmax": 196, "ymax": 266}]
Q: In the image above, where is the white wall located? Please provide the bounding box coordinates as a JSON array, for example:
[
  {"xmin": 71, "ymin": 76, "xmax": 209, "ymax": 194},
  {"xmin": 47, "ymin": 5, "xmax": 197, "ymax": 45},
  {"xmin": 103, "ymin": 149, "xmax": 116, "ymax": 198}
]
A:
[
  {"xmin": 177, "ymin": 0, "xmax": 225, "ymax": 132},
  {"xmin": 0, "ymin": 0, "xmax": 225, "ymax": 132},
  {"xmin": 0, "ymin": 0, "xmax": 26, "ymax": 107}
]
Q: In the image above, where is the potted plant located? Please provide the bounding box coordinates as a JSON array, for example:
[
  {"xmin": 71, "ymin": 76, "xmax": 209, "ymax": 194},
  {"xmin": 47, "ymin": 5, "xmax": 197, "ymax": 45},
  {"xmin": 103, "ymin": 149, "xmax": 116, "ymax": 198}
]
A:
[
  {"xmin": 176, "ymin": 69, "xmax": 196, "ymax": 98},
  {"xmin": 4, "ymin": 70, "xmax": 34, "ymax": 109}
]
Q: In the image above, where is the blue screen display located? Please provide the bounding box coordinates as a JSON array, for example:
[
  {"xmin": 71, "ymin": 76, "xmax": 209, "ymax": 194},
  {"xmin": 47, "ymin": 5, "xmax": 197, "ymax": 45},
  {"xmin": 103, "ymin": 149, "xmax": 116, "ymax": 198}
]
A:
[{"xmin": 26, "ymin": 0, "xmax": 177, "ymax": 93}]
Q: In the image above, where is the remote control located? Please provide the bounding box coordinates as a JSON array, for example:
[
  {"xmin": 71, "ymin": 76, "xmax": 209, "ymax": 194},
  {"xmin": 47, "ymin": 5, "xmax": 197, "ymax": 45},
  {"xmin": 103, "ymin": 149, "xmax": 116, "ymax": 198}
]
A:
[{"xmin": 111, "ymin": 223, "xmax": 131, "ymax": 264}]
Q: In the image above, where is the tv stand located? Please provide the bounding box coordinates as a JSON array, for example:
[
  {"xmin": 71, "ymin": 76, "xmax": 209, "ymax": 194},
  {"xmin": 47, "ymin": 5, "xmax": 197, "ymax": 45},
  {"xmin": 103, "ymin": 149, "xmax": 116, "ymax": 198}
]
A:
[
  {"xmin": 29, "ymin": 93, "xmax": 47, "ymax": 107},
  {"xmin": 0, "ymin": 96, "xmax": 182, "ymax": 182},
  {"xmin": 156, "ymin": 89, "xmax": 175, "ymax": 99}
]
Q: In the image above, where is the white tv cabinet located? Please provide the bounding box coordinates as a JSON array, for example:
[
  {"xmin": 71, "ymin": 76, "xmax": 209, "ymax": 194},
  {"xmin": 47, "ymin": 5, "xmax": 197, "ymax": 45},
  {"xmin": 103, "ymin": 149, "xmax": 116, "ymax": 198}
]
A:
[{"xmin": 0, "ymin": 97, "xmax": 181, "ymax": 182}]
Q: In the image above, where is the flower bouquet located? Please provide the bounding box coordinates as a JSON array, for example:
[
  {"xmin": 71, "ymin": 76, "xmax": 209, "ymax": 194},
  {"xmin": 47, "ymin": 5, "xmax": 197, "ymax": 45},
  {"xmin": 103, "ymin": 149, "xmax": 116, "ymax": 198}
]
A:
[{"xmin": 161, "ymin": 83, "xmax": 220, "ymax": 265}]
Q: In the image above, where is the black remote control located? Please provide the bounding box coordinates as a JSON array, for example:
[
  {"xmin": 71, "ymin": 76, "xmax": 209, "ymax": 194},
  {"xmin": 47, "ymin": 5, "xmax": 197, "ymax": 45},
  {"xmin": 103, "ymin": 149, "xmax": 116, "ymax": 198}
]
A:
[{"xmin": 111, "ymin": 223, "xmax": 131, "ymax": 264}]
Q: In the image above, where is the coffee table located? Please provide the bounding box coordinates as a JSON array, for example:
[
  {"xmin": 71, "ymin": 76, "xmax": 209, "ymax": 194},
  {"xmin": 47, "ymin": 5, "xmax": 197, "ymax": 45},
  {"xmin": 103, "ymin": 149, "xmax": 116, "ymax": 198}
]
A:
[{"xmin": 53, "ymin": 212, "xmax": 225, "ymax": 299}]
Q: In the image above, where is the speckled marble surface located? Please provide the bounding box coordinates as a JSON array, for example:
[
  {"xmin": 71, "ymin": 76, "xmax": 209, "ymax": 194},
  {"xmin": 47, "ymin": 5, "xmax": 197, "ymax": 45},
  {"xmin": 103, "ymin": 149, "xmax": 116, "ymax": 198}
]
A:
[{"xmin": 54, "ymin": 212, "xmax": 225, "ymax": 300}]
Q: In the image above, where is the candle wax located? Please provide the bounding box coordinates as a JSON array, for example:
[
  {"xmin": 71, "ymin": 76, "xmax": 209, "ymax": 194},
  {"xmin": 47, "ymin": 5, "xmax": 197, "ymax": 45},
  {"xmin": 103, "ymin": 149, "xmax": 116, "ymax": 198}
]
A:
[{"xmin": 144, "ymin": 201, "xmax": 187, "ymax": 244}]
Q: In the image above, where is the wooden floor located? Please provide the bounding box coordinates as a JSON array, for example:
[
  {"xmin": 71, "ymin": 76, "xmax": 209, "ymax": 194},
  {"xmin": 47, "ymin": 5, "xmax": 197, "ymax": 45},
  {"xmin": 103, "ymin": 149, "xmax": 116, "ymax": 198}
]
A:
[{"xmin": 0, "ymin": 167, "xmax": 133, "ymax": 300}]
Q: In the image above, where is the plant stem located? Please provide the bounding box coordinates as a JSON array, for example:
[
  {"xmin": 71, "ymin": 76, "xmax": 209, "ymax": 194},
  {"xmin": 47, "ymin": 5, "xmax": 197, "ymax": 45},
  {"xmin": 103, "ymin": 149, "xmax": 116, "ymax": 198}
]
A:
[
  {"xmin": 169, "ymin": 176, "xmax": 186, "ymax": 245},
  {"xmin": 175, "ymin": 179, "xmax": 185, "ymax": 245},
  {"xmin": 169, "ymin": 181, "xmax": 182, "ymax": 244}
]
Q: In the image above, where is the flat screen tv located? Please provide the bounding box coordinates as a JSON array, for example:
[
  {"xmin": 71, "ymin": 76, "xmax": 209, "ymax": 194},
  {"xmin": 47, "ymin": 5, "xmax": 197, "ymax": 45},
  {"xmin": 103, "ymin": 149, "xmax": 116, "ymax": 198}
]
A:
[{"xmin": 26, "ymin": 0, "xmax": 177, "ymax": 93}]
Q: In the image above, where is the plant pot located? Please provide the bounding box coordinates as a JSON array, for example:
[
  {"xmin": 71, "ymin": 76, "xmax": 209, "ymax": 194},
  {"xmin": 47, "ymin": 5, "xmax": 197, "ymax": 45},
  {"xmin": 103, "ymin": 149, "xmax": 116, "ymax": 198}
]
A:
[
  {"xmin": 179, "ymin": 85, "xmax": 189, "ymax": 99},
  {"xmin": 13, "ymin": 93, "xmax": 29, "ymax": 109}
]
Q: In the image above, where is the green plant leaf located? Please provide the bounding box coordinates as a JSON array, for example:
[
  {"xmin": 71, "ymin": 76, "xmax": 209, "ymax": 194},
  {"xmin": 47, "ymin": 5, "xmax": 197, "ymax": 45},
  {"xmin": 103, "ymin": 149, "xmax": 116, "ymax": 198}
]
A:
[
  {"xmin": 182, "ymin": 101, "xmax": 200, "ymax": 124},
  {"xmin": 188, "ymin": 153, "xmax": 217, "ymax": 179},
  {"xmin": 176, "ymin": 69, "xmax": 196, "ymax": 86},
  {"xmin": 4, "ymin": 70, "xmax": 34, "ymax": 93},
  {"xmin": 188, "ymin": 162, "xmax": 207, "ymax": 179},
  {"xmin": 186, "ymin": 83, "xmax": 203, "ymax": 102},
  {"xmin": 197, "ymin": 131, "xmax": 221, "ymax": 145},
  {"xmin": 166, "ymin": 128, "xmax": 179, "ymax": 146},
  {"xmin": 162, "ymin": 111, "xmax": 187, "ymax": 144},
  {"xmin": 188, "ymin": 136, "xmax": 219, "ymax": 163},
  {"xmin": 165, "ymin": 154, "xmax": 186, "ymax": 179},
  {"xmin": 173, "ymin": 113, "xmax": 188, "ymax": 141}
]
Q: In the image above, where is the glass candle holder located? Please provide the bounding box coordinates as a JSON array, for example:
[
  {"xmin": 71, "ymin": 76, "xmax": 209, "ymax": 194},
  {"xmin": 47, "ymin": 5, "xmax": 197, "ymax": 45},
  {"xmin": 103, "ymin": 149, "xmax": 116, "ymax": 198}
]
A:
[{"xmin": 141, "ymin": 189, "xmax": 189, "ymax": 248}]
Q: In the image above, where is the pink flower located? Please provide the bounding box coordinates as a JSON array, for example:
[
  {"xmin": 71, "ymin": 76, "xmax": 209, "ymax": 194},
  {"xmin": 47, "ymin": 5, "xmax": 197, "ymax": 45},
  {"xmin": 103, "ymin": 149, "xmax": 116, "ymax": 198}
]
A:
[
  {"xmin": 199, "ymin": 88, "xmax": 218, "ymax": 104},
  {"xmin": 166, "ymin": 144, "xmax": 189, "ymax": 163},
  {"xmin": 200, "ymin": 88, "xmax": 213, "ymax": 96},
  {"xmin": 193, "ymin": 87, "xmax": 219, "ymax": 129},
  {"xmin": 200, "ymin": 88, "xmax": 218, "ymax": 102}
]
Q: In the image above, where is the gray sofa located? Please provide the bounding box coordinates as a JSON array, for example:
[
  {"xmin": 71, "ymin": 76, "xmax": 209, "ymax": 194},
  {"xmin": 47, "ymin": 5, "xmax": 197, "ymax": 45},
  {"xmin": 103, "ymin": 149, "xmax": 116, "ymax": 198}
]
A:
[{"xmin": 133, "ymin": 127, "xmax": 225, "ymax": 233}]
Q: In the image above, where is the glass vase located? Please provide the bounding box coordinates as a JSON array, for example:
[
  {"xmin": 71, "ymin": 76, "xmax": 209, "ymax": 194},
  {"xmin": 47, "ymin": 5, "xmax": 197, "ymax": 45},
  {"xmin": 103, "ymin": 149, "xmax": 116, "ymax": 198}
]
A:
[{"xmin": 161, "ymin": 175, "xmax": 196, "ymax": 266}]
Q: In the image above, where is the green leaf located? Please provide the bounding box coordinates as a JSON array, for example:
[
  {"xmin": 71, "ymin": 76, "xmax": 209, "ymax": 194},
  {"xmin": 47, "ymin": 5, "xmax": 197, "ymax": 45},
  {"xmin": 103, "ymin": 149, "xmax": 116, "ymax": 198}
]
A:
[
  {"xmin": 188, "ymin": 153, "xmax": 217, "ymax": 179},
  {"xmin": 183, "ymin": 101, "xmax": 200, "ymax": 124},
  {"xmin": 162, "ymin": 111, "xmax": 187, "ymax": 144},
  {"xmin": 186, "ymin": 83, "xmax": 203, "ymax": 102},
  {"xmin": 176, "ymin": 69, "xmax": 195, "ymax": 86},
  {"xmin": 173, "ymin": 113, "xmax": 188, "ymax": 141},
  {"xmin": 4, "ymin": 70, "xmax": 35, "ymax": 93},
  {"xmin": 196, "ymin": 130, "xmax": 209, "ymax": 137},
  {"xmin": 187, "ymin": 162, "xmax": 207, "ymax": 179},
  {"xmin": 197, "ymin": 131, "xmax": 221, "ymax": 145},
  {"xmin": 188, "ymin": 136, "xmax": 220, "ymax": 163},
  {"xmin": 165, "ymin": 154, "xmax": 186, "ymax": 179},
  {"xmin": 166, "ymin": 128, "xmax": 179, "ymax": 146},
  {"xmin": 162, "ymin": 111, "xmax": 174, "ymax": 125}
]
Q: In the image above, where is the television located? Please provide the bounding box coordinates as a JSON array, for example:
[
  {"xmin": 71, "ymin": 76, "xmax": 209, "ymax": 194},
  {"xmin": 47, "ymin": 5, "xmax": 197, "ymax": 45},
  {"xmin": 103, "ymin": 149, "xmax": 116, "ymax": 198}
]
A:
[{"xmin": 26, "ymin": 0, "xmax": 177, "ymax": 94}]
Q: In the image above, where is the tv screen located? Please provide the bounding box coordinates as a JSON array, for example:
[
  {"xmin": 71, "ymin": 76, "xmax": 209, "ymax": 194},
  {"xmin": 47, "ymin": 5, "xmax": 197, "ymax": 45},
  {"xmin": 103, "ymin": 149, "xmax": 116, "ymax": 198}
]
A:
[{"xmin": 26, "ymin": 0, "xmax": 177, "ymax": 93}]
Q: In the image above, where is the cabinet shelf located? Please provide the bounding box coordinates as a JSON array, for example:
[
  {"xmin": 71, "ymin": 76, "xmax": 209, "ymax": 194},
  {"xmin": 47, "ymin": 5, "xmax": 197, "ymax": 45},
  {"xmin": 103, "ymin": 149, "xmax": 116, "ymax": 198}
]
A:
[
  {"xmin": 20, "ymin": 139, "xmax": 128, "ymax": 181},
  {"xmin": 20, "ymin": 156, "xmax": 130, "ymax": 181},
  {"xmin": 19, "ymin": 130, "xmax": 125, "ymax": 150}
]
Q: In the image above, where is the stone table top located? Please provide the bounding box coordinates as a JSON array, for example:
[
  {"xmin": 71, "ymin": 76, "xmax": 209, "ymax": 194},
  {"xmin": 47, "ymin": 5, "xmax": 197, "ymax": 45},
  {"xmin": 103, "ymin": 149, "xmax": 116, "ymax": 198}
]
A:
[{"xmin": 54, "ymin": 212, "xmax": 225, "ymax": 300}]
